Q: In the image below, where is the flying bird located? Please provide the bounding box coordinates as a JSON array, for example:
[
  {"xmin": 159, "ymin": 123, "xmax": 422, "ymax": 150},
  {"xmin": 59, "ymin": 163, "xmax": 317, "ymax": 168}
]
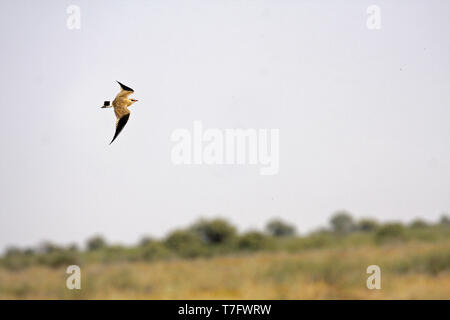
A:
[{"xmin": 102, "ymin": 81, "xmax": 138, "ymax": 144}]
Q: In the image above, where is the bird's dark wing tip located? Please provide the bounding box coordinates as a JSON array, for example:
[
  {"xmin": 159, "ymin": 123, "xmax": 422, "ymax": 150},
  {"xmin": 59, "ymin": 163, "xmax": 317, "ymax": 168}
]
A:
[
  {"xmin": 109, "ymin": 113, "xmax": 131, "ymax": 145},
  {"xmin": 116, "ymin": 80, "xmax": 134, "ymax": 92}
]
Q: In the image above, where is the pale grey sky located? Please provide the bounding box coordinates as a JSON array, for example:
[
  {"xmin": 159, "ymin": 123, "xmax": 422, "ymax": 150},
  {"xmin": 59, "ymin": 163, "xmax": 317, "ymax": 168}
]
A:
[{"xmin": 0, "ymin": 0, "xmax": 449, "ymax": 251}]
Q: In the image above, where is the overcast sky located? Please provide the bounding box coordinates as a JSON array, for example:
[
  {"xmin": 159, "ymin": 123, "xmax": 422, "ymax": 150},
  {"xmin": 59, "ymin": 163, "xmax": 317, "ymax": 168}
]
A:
[{"xmin": 0, "ymin": 0, "xmax": 449, "ymax": 251}]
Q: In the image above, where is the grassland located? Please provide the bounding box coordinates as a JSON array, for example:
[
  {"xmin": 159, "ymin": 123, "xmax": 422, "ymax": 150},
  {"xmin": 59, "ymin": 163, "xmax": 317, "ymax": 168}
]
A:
[
  {"xmin": 1, "ymin": 215, "xmax": 449, "ymax": 299},
  {"xmin": 1, "ymin": 239, "xmax": 449, "ymax": 299}
]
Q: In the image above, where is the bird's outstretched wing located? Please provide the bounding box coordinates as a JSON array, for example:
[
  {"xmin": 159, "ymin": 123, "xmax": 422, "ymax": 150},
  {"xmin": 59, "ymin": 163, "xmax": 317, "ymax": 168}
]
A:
[
  {"xmin": 110, "ymin": 112, "xmax": 130, "ymax": 145},
  {"xmin": 115, "ymin": 81, "xmax": 134, "ymax": 99}
]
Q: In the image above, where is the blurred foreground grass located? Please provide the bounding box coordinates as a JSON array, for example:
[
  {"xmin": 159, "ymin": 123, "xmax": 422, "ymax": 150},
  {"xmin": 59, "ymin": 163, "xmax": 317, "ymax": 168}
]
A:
[{"xmin": 0, "ymin": 240, "xmax": 449, "ymax": 299}]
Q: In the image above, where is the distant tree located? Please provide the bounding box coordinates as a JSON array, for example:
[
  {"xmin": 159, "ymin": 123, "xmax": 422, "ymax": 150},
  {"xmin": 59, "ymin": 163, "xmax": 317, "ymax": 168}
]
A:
[
  {"xmin": 86, "ymin": 235, "xmax": 107, "ymax": 251},
  {"xmin": 375, "ymin": 223, "xmax": 407, "ymax": 244},
  {"xmin": 41, "ymin": 251, "xmax": 80, "ymax": 268},
  {"xmin": 38, "ymin": 241, "xmax": 60, "ymax": 254},
  {"xmin": 330, "ymin": 211, "xmax": 355, "ymax": 234},
  {"xmin": 164, "ymin": 230, "xmax": 205, "ymax": 258},
  {"xmin": 439, "ymin": 214, "xmax": 450, "ymax": 226},
  {"xmin": 23, "ymin": 248, "xmax": 36, "ymax": 256},
  {"xmin": 410, "ymin": 219, "xmax": 428, "ymax": 229},
  {"xmin": 238, "ymin": 231, "xmax": 273, "ymax": 251},
  {"xmin": 141, "ymin": 242, "xmax": 171, "ymax": 261},
  {"xmin": 67, "ymin": 243, "xmax": 79, "ymax": 252},
  {"xmin": 356, "ymin": 219, "xmax": 379, "ymax": 232},
  {"xmin": 2, "ymin": 247, "xmax": 32, "ymax": 270},
  {"xmin": 265, "ymin": 218, "xmax": 296, "ymax": 237},
  {"xmin": 139, "ymin": 236, "xmax": 155, "ymax": 247},
  {"xmin": 5, "ymin": 246, "xmax": 22, "ymax": 257},
  {"xmin": 190, "ymin": 218, "xmax": 237, "ymax": 245}
]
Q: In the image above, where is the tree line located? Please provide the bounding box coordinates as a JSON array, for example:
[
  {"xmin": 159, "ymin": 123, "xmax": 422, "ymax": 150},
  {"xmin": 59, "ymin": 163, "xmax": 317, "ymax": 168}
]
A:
[{"xmin": 1, "ymin": 211, "xmax": 449, "ymax": 270}]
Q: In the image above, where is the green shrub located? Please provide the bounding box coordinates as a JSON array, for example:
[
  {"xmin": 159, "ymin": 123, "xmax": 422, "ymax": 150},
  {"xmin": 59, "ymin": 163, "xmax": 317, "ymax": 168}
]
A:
[
  {"xmin": 39, "ymin": 250, "xmax": 80, "ymax": 268},
  {"xmin": 356, "ymin": 219, "xmax": 379, "ymax": 232},
  {"xmin": 375, "ymin": 223, "xmax": 407, "ymax": 244},
  {"xmin": 139, "ymin": 236, "xmax": 154, "ymax": 247},
  {"xmin": 86, "ymin": 235, "xmax": 107, "ymax": 251},
  {"xmin": 410, "ymin": 219, "xmax": 429, "ymax": 229},
  {"xmin": 439, "ymin": 214, "xmax": 450, "ymax": 226},
  {"xmin": 330, "ymin": 211, "xmax": 355, "ymax": 234},
  {"xmin": 393, "ymin": 250, "xmax": 450, "ymax": 276},
  {"xmin": 301, "ymin": 232, "xmax": 336, "ymax": 249},
  {"xmin": 5, "ymin": 247, "xmax": 22, "ymax": 256},
  {"xmin": 190, "ymin": 218, "xmax": 237, "ymax": 245},
  {"xmin": 1, "ymin": 255, "xmax": 32, "ymax": 271},
  {"xmin": 141, "ymin": 242, "xmax": 171, "ymax": 261},
  {"xmin": 38, "ymin": 241, "xmax": 60, "ymax": 254},
  {"xmin": 421, "ymin": 251, "xmax": 450, "ymax": 275},
  {"xmin": 266, "ymin": 219, "xmax": 296, "ymax": 237},
  {"xmin": 165, "ymin": 230, "xmax": 206, "ymax": 258},
  {"xmin": 67, "ymin": 244, "xmax": 79, "ymax": 252},
  {"xmin": 238, "ymin": 231, "xmax": 273, "ymax": 251},
  {"xmin": 0, "ymin": 247, "xmax": 37, "ymax": 270},
  {"xmin": 97, "ymin": 245, "xmax": 144, "ymax": 263}
]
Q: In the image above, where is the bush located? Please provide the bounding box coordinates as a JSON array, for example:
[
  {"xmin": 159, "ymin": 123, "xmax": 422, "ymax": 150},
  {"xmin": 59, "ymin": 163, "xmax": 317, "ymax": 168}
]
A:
[
  {"xmin": 67, "ymin": 244, "xmax": 79, "ymax": 252},
  {"xmin": 299, "ymin": 231, "xmax": 335, "ymax": 249},
  {"xmin": 421, "ymin": 251, "xmax": 450, "ymax": 275},
  {"xmin": 439, "ymin": 214, "xmax": 450, "ymax": 226},
  {"xmin": 141, "ymin": 242, "xmax": 171, "ymax": 261},
  {"xmin": 190, "ymin": 218, "xmax": 237, "ymax": 245},
  {"xmin": 355, "ymin": 219, "xmax": 379, "ymax": 232},
  {"xmin": 375, "ymin": 223, "xmax": 407, "ymax": 244},
  {"xmin": 165, "ymin": 230, "xmax": 206, "ymax": 258},
  {"xmin": 5, "ymin": 247, "xmax": 22, "ymax": 256},
  {"xmin": 96, "ymin": 245, "xmax": 144, "ymax": 263},
  {"xmin": 86, "ymin": 235, "xmax": 107, "ymax": 251},
  {"xmin": 394, "ymin": 251, "xmax": 450, "ymax": 276},
  {"xmin": 238, "ymin": 231, "xmax": 273, "ymax": 251},
  {"xmin": 1, "ymin": 249, "xmax": 33, "ymax": 271},
  {"xmin": 139, "ymin": 236, "xmax": 154, "ymax": 247},
  {"xmin": 38, "ymin": 241, "xmax": 60, "ymax": 254},
  {"xmin": 410, "ymin": 219, "xmax": 428, "ymax": 229},
  {"xmin": 330, "ymin": 211, "xmax": 355, "ymax": 234},
  {"xmin": 1, "ymin": 247, "xmax": 39, "ymax": 270},
  {"xmin": 23, "ymin": 248, "xmax": 35, "ymax": 256},
  {"xmin": 40, "ymin": 250, "xmax": 80, "ymax": 268},
  {"xmin": 265, "ymin": 219, "xmax": 296, "ymax": 237}
]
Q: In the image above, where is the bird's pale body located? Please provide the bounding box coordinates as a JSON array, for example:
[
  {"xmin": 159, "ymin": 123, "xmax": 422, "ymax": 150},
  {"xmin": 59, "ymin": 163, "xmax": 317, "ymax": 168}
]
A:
[{"xmin": 112, "ymin": 96, "xmax": 135, "ymax": 119}]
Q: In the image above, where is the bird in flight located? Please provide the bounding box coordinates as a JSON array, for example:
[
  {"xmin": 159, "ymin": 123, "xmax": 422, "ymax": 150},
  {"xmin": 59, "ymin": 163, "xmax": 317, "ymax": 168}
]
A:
[{"xmin": 102, "ymin": 81, "xmax": 138, "ymax": 144}]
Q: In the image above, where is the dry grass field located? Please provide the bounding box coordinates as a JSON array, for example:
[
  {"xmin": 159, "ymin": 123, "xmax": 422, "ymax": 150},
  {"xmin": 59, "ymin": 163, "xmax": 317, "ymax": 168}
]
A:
[{"xmin": 1, "ymin": 240, "xmax": 449, "ymax": 299}]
